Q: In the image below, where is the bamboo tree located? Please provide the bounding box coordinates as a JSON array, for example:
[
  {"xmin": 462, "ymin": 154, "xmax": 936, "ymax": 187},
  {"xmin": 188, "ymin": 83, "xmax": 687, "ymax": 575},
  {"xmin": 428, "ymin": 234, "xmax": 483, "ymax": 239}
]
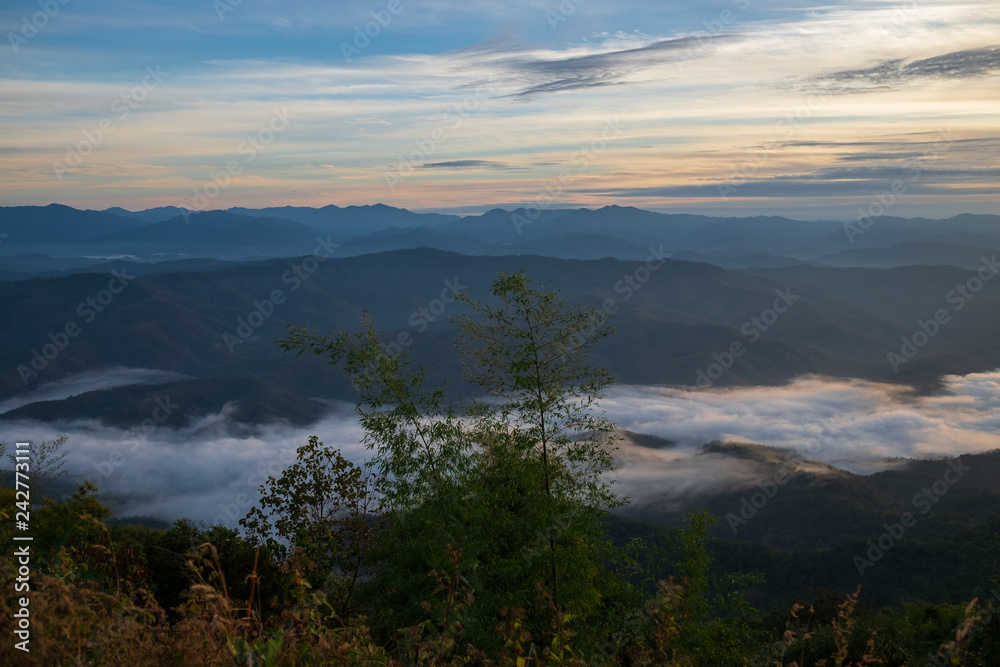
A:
[
  {"xmin": 271, "ymin": 272, "xmax": 629, "ymax": 647},
  {"xmin": 279, "ymin": 314, "xmax": 472, "ymax": 512},
  {"xmin": 454, "ymin": 270, "xmax": 625, "ymax": 607}
]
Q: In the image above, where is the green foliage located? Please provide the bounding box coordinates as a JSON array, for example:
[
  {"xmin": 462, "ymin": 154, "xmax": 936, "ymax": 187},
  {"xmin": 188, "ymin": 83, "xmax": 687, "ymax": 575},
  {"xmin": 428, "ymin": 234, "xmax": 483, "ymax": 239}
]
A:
[
  {"xmin": 4, "ymin": 271, "xmax": 997, "ymax": 665},
  {"xmin": 281, "ymin": 314, "xmax": 472, "ymax": 514},
  {"xmin": 454, "ymin": 270, "xmax": 622, "ymax": 513},
  {"xmin": 144, "ymin": 520, "xmax": 285, "ymax": 622},
  {"xmin": 621, "ymin": 510, "xmax": 762, "ymax": 666},
  {"xmin": 241, "ymin": 435, "xmax": 382, "ymax": 615},
  {"xmin": 274, "ymin": 271, "xmax": 639, "ymax": 655},
  {"xmin": 31, "ymin": 481, "xmax": 113, "ymax": 566}
]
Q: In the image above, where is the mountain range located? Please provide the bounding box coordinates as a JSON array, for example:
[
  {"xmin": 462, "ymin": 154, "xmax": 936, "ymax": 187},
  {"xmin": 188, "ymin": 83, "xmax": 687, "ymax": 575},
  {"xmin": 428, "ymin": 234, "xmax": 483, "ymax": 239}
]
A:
[
  {"xmin": 3, "ymin": 204, "xmax": 1000, "ymax": 273},
  {"xmin": 2, "ymin": 245, "xmax": 999, "ymax": 427},
  {"xmin": 2, "ymin": 202, "xmax": 998, "ymax": 428},
  {"xmin": 3, "ymin": 202, "xmax": 999, "ymax": 615}
]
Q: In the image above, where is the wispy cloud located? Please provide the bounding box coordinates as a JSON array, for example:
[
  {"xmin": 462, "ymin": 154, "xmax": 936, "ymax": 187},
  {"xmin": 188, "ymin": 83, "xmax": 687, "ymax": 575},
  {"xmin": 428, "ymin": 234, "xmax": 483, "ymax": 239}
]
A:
[
  {"xmin": 0, "ymin": 367, "xmax": 189, "ymax": 415},
  {"xmin": 1, "ymin": 0, "xmax": 998, "ymax": 217},
  {"xmin": 790, "ymin": 46, "xmax": 1000, "ymax": 95},
  {"xmin": 419, "ymin": 159, "xmax": 509, "ymax": 169},
  {"xmin": 497, "ymin": 34, "xmax": 738, "ymax": 99}
]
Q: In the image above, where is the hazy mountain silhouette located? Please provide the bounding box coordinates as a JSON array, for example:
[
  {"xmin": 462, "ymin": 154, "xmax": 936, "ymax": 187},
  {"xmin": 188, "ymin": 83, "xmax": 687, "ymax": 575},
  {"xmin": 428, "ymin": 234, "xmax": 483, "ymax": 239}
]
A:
[
  {"xmin": 3, "ymin": 247, "xmax": 999, "ymax": 425},
  {"xmin": 5, "ymin": 204, "xmax": 1000, "ymax": 269}
]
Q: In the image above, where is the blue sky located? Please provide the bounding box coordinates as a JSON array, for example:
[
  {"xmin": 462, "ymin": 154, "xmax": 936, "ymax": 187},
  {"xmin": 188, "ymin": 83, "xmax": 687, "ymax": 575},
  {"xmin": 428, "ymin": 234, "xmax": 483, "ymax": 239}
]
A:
[{"xmin": 1, "ymin": 0, "xmax": 998, "ymax": 218}]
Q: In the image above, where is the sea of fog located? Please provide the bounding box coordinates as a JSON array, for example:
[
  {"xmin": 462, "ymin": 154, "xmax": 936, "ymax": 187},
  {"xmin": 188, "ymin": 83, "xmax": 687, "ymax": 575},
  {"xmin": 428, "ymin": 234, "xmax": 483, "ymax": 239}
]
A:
[{"xmin": 1, "ymin": 369, "xmax": 999, "ymax": 526}]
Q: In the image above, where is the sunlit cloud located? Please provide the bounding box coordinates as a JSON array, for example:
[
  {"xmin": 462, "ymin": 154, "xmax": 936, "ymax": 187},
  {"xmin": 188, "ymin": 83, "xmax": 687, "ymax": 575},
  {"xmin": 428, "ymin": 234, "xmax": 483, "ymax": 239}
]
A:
[
  {"xmin": 1, "ymin": 367, "xmax": 998, "ymax": 525},
  {"xmin": 0, "ymin": 0, "xmax": 997, "ymax": 217}
]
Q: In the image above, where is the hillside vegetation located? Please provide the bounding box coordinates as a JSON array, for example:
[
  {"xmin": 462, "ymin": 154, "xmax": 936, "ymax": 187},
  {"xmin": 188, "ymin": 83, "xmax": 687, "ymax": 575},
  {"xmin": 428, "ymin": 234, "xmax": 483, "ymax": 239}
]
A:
[{"xmin": 2, "ymin": 272, "xmax": 998, "ymax": 665}]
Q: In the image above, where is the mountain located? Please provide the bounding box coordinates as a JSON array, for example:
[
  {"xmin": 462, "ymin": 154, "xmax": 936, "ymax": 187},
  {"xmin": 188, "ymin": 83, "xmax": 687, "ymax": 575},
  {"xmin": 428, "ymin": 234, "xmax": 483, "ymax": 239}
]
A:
[
  {"xmin": 672, "ymin": 216, "xmax": 841, "ymax": 254},
  {"xmin": 816, "ymin": 241, "xmax": 1000, "ymax": 270},
  {"xmin": 0, "ymin": 375, "xmax": 329, "ymax": 427},
  {"xmin": 0, "ymin": 204, "xmax": 145, "ymax": 244},
  {"xmin": 668, "ymin": 250, "xmax": 814, "ymax": 269},
  {"xmin": 331, "ymin": 227, "xmax": 653, "ymax": 260},
  {"xmin": 91, "ymin": 211, "xmax": 327, "ymax": 258},
  {"xmin": 500, "ymin": 232, "xmax": 653, "ymax": 260},
  {"xmin": 614, "ymin": 442, "xmax": 1000, "ymax": 609},
  {"xmin": 1, "ymin": 257, "xmax": 242, "ymax": 281},
  {"xmin": 625, "ymin": 442, "xmax": 1000, "ymax": 548},
  {"xmin": 227, "ymin": 203, "xmax": 461, "ymax": 240},
  {"xmin": 439, "ymin": 206, "xmax": 715, "ymax": 245},
  {"xmin": 5, "ymin": 204, "xmax": 999, "ymax": 270},
  {"xmin": 98, "ymin": 206, "xmax": 193, "ymax": 223},
  {"xmin": 790, "ymin": 215, "xmax": 1000, "ymax": 258},
  {"xmin": 331, "ymin": 226, "xmax": 488, "ymax": 256},
  {"xmin": 518, "ymin": 206, "xmax": 712, "ymax": 245},
  {"xmin": 3, "ymin": 248, "xmax": 1000, "ymax": 424},
  {"xmin": 437, "ymin": 206, "xmax": 578, "ymax": 242},
  {"xmin": 0, "ymin": 254, "xmax": 121, "ymax": 274}
]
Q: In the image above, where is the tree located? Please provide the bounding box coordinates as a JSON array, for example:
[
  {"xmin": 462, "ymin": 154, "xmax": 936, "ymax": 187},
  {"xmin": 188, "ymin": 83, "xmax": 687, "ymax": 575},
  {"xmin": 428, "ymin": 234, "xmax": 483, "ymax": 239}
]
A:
[
  {"xmin": 274, "ymin": 271, "xmax": 634, "ymax": 652},
  {"xmin": 280, "ymin": 314, "xmax": 472, "ymax": 515},
  {"xmin": 240, "ymin": 435, "xmax": 382, "ymax": 617},
  {"xmin": 454, "ymin": 271, "xmax": 625, "ymax": 609},
  {"xmin": 4, "ymin": 433, "xmax": 68, "ymax": 499},
  {"xmin": 455, "ymin": 271, "xmax": 621, "ymax": 507}
]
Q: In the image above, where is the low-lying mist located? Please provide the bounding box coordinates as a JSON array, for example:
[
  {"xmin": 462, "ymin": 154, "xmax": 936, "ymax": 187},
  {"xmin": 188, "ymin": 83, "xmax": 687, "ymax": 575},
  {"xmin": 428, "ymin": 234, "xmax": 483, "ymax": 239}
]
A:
[
  {"xmin": 0, "ymin": 367, "xmax": 189, "ymax": 415},
  {"xmin": 1, "ymin": 369, "xmax": 998, "ymax": 526}
]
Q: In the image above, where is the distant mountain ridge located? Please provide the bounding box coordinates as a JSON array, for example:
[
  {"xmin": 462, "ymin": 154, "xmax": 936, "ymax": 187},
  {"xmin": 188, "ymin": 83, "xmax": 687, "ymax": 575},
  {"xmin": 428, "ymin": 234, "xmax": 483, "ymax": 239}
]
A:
[{"xmin": 2, "ymin": 203, "xmax": 998, "ymax": 274}]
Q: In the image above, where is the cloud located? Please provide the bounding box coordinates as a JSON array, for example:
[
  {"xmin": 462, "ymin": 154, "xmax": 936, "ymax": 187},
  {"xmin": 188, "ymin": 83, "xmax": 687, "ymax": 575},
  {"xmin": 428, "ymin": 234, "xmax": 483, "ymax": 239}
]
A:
[
  {"xmin": 2, "ymin": 369, "xmax": 1000, "ymax": 526},
  {"xmin": 497, "ymin": 34, "xmax": 739, "ymax": 100},
  {"xmin": 0, "ymin": 367, "xmax": 190, "ymax": 415},
  {"xmin": 419, "ymin": 160, "xmax": 509, "ymax": 169},
  {"xmin": 0, "ymin": 402, "xmax": 368, "ymax": 527},
  {"xmin": 791, "ymin": 46, "xmax": 1000, "ymax": 95},
  {"xmin": 585, "ymin": 165, "xmax": 1000, "ymax": 199},
  {"xmin": 583, "ymin": 182, "xmax": 998, "ymax": 199},
  {"xmin": 604, "ymin": 371, "xmax": 1000, "ymax": 476},
  {"xmin": 603, "ymin": 371, "xmax": 1000, "ymax": 505}
]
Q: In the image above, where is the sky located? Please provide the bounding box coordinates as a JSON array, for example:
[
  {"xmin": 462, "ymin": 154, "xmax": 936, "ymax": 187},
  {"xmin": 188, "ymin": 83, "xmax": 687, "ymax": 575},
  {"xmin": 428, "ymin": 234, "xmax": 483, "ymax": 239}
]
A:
[{"xmin": 1, "ymin": 0, "xmax": 998, "ymax": 219}]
